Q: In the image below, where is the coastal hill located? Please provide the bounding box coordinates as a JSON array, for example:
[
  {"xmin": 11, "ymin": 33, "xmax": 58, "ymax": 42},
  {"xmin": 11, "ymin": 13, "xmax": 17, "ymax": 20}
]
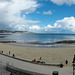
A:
[{"xmin": 0, "ymin": 30, "xmax": 33, "ymax": 33}]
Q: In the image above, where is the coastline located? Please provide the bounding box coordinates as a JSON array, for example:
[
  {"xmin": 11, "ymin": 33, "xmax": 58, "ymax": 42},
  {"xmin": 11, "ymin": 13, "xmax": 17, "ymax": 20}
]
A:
[{"xmin": 0, "ymin": 43, "xmax": 75, "ymax": 67}]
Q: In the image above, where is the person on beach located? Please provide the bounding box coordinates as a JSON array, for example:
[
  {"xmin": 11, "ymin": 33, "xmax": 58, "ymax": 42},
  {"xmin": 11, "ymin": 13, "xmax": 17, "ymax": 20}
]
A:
[
  {"xmin": 39, "ymin": 57, "xmax": 42, "ymax": 60},
  {"xmin": 9, "ymin": 51, "xmax": 10, "ymax": 55},
  {"xmin": 74, "ymin": 54, "xmax": 75, "ymax": 61},
  {"xmin": 13, "ymin": 54, "xmax": 15, "ymax": 57},
  {"xmin": 34, "ymin": 59, "xmax": 36, "ymax": 62},
  {"xmin": 72, "ymin": 54, "xmax": 75, "ymax": 63},
  {"xmin": 65, "ymin": 60, "xmax": 68, "ymax": 65},
  {"xmin": 32, "ymin": 59, "xmax": 36, "ymax": 62},
  {"xmin": 2, "ymin": 51, "xmax": 3, "ymax": 53}
]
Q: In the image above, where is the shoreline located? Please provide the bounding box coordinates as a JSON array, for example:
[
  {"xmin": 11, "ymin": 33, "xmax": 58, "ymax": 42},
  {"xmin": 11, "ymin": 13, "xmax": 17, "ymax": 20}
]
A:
[
  {"xmin": 1, "ymin": 40, "xmax": 75, "ymax": 48},
  {"xmin": 7, "ymin": 43, "xmax": 75, "ymax": 48},
  {"xmin": 0, "ymin": 43, "xmax": 75, "ymax": 67},
  {"xmin": 8, "ymin": 42, "xmax": 75, "ymax": 48}
]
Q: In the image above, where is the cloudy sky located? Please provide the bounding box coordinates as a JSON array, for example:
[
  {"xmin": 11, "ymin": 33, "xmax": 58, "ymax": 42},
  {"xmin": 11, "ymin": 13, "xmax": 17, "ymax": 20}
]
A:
[{"xmin": 0, "ymin": 0, "xmax": 75, "ymax": 33}]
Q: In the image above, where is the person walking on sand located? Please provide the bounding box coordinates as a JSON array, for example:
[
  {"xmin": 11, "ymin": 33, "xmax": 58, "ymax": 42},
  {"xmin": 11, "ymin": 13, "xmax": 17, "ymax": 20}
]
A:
[
  {"xmin": 65, "ymin": 60, "xmax": 68, "ymax": 65},
  {"xmin": 2, "ymin": 51, "xmax": 3, "ymax": 53},
  {"xmin": 9, "ymin": 51, "xmax": 10, "ymax": 55}
]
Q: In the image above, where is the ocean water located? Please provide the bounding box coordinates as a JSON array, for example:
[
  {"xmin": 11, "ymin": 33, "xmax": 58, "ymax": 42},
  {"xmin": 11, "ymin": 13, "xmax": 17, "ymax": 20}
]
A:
[{"xmin": 0, "ymin": 33, "xmax": 75, "ymax": 47}]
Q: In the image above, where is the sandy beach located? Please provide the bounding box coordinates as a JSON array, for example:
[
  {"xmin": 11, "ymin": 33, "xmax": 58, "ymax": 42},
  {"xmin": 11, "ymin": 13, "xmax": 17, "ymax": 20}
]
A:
[{"xmin": 0, "ymin": 43, "xmax": 75, "ymax": 67}]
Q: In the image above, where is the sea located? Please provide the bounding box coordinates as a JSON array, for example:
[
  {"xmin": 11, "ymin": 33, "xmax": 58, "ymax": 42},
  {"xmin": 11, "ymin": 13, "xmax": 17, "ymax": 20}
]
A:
[{"xmin": 0, "ymin": 33, "xmax": 75, "ymax": 47}]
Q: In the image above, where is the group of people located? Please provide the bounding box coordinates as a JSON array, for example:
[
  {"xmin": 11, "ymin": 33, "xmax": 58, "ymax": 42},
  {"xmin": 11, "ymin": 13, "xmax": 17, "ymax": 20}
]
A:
[
  {"xmin": 9, "ymin": 51, "xmax": 15, "ymax": 57},
  {"xmin": 32, "ymin": 57, "xmax": 42, "ymax": 62},
  {"xmin": 1, "ymin": 50, "xmax": 15, "ymax": 57},
  {"xmin": 32, "ymin": 57, "xmax": 45, "ymax": 64},
  {"xmin": 32, "ymin": 57, "xmax": 69, "ymax": 65}
]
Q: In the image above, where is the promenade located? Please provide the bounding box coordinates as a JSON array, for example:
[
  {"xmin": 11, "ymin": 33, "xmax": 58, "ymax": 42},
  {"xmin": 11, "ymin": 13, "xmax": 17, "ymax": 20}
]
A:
[{"xmin": 0, "ymin": 53, "xmax": 73, "ymax": 75}]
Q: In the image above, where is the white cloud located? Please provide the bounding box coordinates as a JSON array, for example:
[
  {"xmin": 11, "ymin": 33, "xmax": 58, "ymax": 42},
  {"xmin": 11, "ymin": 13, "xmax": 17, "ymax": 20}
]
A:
[
  {"xmin": 0, "ymin": 0, "xmax": 40, "ymax": 30},
  {"xmin": 54, "ymin": 17, "xmax": 75, "ymax": 32},
  {"xmin": 22, "ymin": 8, "xmax": 36, "ymax": 14},
  {"xmin": 27, "ymin": 16, "xmax": 75, "ymax": 33},
  {"xmin": 36, "ymin": 12, "xmax": 40, "ymax": 13},
  {"xmin": 43, "ymin": 10, "xmax": 52, "ymax": 15},
  {"xmin": 29, "ymin": 25, "xmax": 41, "ymax": 30},
  {"xmin": 50, "ymin": 0, "xmax": 75, "ymax": 6},
  {"xmin": 42, "ymin": 16, "xmax": 75, "ymax": 33},
  {"xmin": 8, "ymin": 16, "xmax": 75, "ymax": 33}
]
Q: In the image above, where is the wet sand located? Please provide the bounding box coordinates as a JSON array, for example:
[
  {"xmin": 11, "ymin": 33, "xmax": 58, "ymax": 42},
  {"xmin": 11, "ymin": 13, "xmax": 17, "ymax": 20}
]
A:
[{"xmin": 0, "ymin": 43, "xmax": 75, "ymax": 67}]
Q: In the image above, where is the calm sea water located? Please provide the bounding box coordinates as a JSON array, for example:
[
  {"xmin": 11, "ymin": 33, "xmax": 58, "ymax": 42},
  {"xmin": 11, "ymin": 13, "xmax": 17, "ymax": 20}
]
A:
[{"xmin": 0, "ymin": 33, "xmax": 75, "ymax": 47}]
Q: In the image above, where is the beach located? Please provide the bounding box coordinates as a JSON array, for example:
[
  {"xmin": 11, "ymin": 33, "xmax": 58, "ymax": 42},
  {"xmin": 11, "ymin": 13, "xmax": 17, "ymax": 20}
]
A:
[{"xmin": 0, "ymin": 43, "xmax": 75, "ymax": 67}]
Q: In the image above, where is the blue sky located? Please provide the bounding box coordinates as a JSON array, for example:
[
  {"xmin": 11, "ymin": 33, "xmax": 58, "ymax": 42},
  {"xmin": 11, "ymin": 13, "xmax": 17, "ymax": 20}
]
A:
[{"xmin": 0, "ymin": 0, "xmax": 75, "ymax": 33}]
